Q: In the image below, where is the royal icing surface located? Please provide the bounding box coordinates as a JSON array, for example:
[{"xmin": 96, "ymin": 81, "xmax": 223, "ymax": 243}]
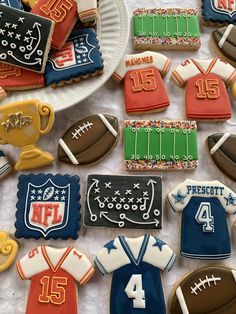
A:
[
  {"xmin": 124, "ymin": 120, "xmax": 198, "ymax": 170},
  {"xmin": 0, "ymin": 0, "xmax": 23, "ymax": 10},
  {"xmin": 113, "ymin": 51, "xmax": 171, "ymax": 113},
  {"xmin": 15, "ymin": 174, "xmax": 81, "ymax": 239},
  {"xmin": 0, "ymin": 62, "xmax": 45, "ymax": 90},
  {"xmin": 58, "ymin": 114, "xmax": 119, "ymax": 166},
  {"xmin": 213, "ymin": 25, "xmax": 236, "ymax": 64},
  {"xmin": 0, "ymin": 4, "xmax": 54, "ymax": 73},
  {"xmin": 208, "ymin": 133, "xmax": 236, "ymax": 182},
  {"xmin": 202, "ymin": 0, "xmax": 236, "ymax": 24},
  {"xmin": 133, "ymin": 8, "xmax": 201, "ymax": 50},
  {"xmin": 0, "ymin": 150, "xmax": 11, "ymax": 178},
  {"xmin": 0, "ymin": 231, "xmax": 18, "ymax": 272},
  {"xmin": 171, "ymin": 58, "xmax": 236, "ymax": 120},
  {"xmin": 95, "ymin": 235, "xmax": 176, "ymax": 314},
  {"xmin": 16, "ymin": 245, "xmax": 95, "ymax": 314},
  {"xmin": 77, "ymin": 0, "xmax": 97, "ymax": 23},
  {"xmin": 168, "ymin": 179, "xmax": 236, "ymax": 259},
  {"xmin": 31, "ymin": 0, "xmax": 78, "ymax": 49},
  {"xmin": 45, "ymin": 29, "xmax": 103, "ymax": 86},
  {"xmin": 0, "ymin": 99, "xmax": 54, "ymax": 170},
  {"xmin": 84, "ymin": 175, "xmax": 162, "ymax": 229},
  {"xmin": 170, "ymin": 266, "xmax": 236, "ymax": 314}
]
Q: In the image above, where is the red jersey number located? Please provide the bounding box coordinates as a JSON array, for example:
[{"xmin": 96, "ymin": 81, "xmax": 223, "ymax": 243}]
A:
[
  {"xmin": 40, "ymin": 0, "xmax": 73, "ymax": 23},
  {"xmin": 196, "ymin": 79, "xmax": 220, "ymax": 99},
  {"xmin": 39, "ymin": 276, "xmax": 68, "ymax": 305},
  {"xmin": 130, "ymin": 69, "xmax": 157, "ymax": 92}
]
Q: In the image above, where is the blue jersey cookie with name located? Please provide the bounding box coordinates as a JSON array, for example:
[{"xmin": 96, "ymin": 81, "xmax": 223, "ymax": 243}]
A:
[
  {"xmin": 202, "ymin": 0, "xmax": 236, "ymax": 24},
  {"xmin": 15, "ymin": 173, "xmax": 80, "ymax": 240},
  {"xmin": 45, "ymin": 28, "xmax": 104, "ymax": 87},
  {"xmin": 168, "ymin": 179, "xmax": 236, "ymax": 260},
  {"xmin": 0, "ymin": 0, "xmax": 23, "ymax": 10}
]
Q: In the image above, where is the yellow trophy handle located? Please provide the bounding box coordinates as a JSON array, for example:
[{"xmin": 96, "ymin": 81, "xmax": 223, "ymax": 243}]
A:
[
  {"xmin": 0, "ymin": 232, "xmax": 18, "ymax": 272},
  {"xmin": 0, "ymin": 137, "xmax": 7, "ymax": 144},
  {"xmin": 38, "ymin": 103, "xmax": 55, "ymax": 135},
  {"xmin": 233, "ymin": 82, "xmax": 236, "ymax": 100}
]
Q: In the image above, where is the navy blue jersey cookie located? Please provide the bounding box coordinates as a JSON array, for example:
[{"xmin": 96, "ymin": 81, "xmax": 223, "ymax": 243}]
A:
[
  {"xmin": 45, "ymin": 28, "xmax": 104, "ymax": 87},
  {"xmin": 1, "ymin": 0, "xmax": 23, "ymax": 10},
  {"xmin": 15, "ymin": 173, "xmax": 80, "ymax": 239}
]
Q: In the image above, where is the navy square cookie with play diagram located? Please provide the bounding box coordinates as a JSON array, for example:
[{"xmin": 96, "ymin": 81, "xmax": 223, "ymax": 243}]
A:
[{"xmin": 15, "ymin": 173, "xmax": 80, "ymax": 239}]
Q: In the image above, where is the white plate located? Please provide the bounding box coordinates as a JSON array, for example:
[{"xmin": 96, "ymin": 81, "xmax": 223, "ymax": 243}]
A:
[{"xmin": 1, "ymin": 0, "xmax": 130, "ymax": 112}]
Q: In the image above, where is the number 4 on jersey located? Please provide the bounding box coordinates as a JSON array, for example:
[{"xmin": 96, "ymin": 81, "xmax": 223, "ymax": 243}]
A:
[
  {"xmin": 195, "ymin": 202, "xmax": 214, "ymax": 232},
  {"xmin": 125, "ymin": 274, "xmax": 146, "ymax": 309}
]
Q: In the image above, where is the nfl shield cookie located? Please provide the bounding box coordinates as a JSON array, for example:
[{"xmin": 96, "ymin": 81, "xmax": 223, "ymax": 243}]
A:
[
  {"xmin": 15, "ymin": 173, "xmax": 80, "ymax": 239},
  {"xmin": 202, "ymin": 0, "xmax": 236, "ymax": 25}
]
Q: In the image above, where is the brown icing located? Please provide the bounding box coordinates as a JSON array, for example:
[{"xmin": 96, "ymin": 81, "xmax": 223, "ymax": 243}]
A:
[
  {"xmin": 208, "ymin": 133, "xmax": 236, "ymax": 181},
  {"xmin": 213, "ymin": 26, "xmax": 236, "ymax": 62},
  {"xmin": 170, "ymin": 266, "xmax": 236, "ymax": 314}
]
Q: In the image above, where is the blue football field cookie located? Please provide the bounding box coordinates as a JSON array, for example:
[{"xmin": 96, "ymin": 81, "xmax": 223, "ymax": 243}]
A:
[
  {"xmin": 15, "ymin": 173, "xmax": 80, "ymax": 239},
  {"xmin": 45, "ymin": 28, "xmax": 104, "ymax": 87}
]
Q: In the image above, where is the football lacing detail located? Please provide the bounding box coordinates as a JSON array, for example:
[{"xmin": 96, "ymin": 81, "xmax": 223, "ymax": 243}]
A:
[
  {"xmin": 190, "ymin": 275, "xmax": 221, "ymax": 295},
  {"xmin": 71, "ymin": 122, "xmax": 93, "ymax": 139}
]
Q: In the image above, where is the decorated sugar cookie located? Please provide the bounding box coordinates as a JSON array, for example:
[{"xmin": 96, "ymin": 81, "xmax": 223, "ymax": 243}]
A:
[
  {"xmin": 112, "ymin": 51, "xmax": 171, "ymax": 114},
  {"xmin": 58, "ymin": 114, "xmax": 119, "ymax": 166},
  {"xmin": 0, "ymin": 99, "xmax": 54, "ymax": 170},
  {"xmin": 84, "ymin": 175, "xmax": 162, "ymax": 229},
  {"xmin": 45, "ymin": 29, "xmax": 103, "ymax": 87},
  {"xmin": 31, "ymin": 0, "xmax": 78, "ymax": 49},
  {"xmin": 77, "ymin": 0, "xmax": 97, "ymax": 23},
  {"xmin": 233, "ymin": 81, "xmax": 236, "ymax": 98},
  {"xmin": 171, "ymin": 57, "xmax": 236, "ymax": 120},
  {"xmin": 0, "ymin": 150, "xmax": 11, "ymax": 179},
  {"xmin": 0, "ymin": 0, "xmax": 23, "ymax": 9},
  {"xmin": 170, "ymin": 266, "xmax": 236, "ymax": 314},
  {"xmin": 0, "ymin": 62, "xmax": 45, "ymax": 90},
  {"xmin": 212, "ymin": 25, "xmax": 236, "ymax": 66},
  {"xmin": 0, "ymin": 87, "xmax": 7, "ymax": 101},
  {"xmin": 95, "ymin": 235, "xmax": 176, "ymax": 314},
  {"xmin": 202, "ymin": 0, "xmax": 236, "ymax": 25},
  {"xmin": 0, "ymin": 4, "xmax": 54, "ymax": 73},
  {"xmin": 208, "ymin": 133, "xmax": 236, "ymax": 181},
  {"xmin": 168, "ymin": 179, "xmax": 236, "ymax": 259},
  {"xmin": 0, "ymin": 231, "xmax": 18, "ymax": 272},
  {"xmin": 124, "ymin": 120, "xmax": 198, "ymax": 170},
  {"xmin": 133, "ymin": 8, "xmax": 201, "ymax": 51},
  {"xmin": 15, "ymin": 174, "xmax": 80, "ymax": 239},
  {"xmin": 17, "ymin": 245, "xmax": 95, "ymax": 314}
]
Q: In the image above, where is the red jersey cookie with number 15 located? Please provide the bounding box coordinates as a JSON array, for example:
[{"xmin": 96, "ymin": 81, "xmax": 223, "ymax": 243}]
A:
[
  {"xmin": 171, "ymin": 57, "xmax": 236, "ymax": 121},
  {"xmin": 16, "ymin": 245, "xmax": 95, "ymax": 314},
  {"xmin": 31, "ymin": 0, "xmax": 78, "ymax": 49},
  {"xmin": 112, "ymin": 51, "xmax": 171, "ymax": 114}
]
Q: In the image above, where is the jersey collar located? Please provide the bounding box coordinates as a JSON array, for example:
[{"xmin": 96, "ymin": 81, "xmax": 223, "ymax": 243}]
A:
[
  {"xmin": 118, "ymin": 235, "xmax": 149, "ymax": 266},
  {"xmin": 41, "ymin": 246, "xmax": 72, "ymax": 272},
  {"xmin": 191, "ymin": 57, "xmax": 218, "ymax": 75}
]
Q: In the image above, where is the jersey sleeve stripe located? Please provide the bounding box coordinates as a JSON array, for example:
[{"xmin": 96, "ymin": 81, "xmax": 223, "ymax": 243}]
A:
[
  {"xmin": 162, "ymin": 58, "xmax": 171, "ymax": 76},
  {"xmin": 79, "ymin": 266, "xmax": 95, "ymax": 285},
  {"xmin": 79, "ymin": 9, "xmax": 97, "ymax": 19},
  {"xmin": 171, "ymin": 70, "xmax": 184, "ymax": 86},
  {"xmin": 164, "ymin": 252, "xmax": 176, "ymax": 272},
  {"xmin": 226, "ymin": 70, "xmax": 236, "ymax": 86},
  {"xmin": 94, "ymin": 257, "xmax": 107, "ymax": 275},
  {"xmin": 16, "ymin": 261, "xmax": 26, "ymax": 280},
  {"xmin": 112, "ymin": 72, "xmax": 123, "ymax": 81}
]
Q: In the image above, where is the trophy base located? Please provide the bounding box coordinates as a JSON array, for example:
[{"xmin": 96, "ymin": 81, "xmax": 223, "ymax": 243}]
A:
[{"xmin": 15, "ymin": 146, "xmax": 54, "ymax": 170}]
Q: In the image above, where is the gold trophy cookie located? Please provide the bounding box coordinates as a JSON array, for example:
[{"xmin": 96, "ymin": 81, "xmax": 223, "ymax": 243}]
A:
[
  {"xmin": 233, "ymin": 82, "xmax": 236, "ymax": 100},
  {"xmin": 0, "ymin": 99, "xmax": 55, "ymax": 170},
  {"xmin": 0, "ymin": 231, "xmax": 18, "ymax": 272}
]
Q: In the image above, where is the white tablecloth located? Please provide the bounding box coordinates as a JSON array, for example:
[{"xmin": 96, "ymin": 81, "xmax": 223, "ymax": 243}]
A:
[{"xmin": 1, "ymin": 0, "xmax": 236, "ymax": 313}]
